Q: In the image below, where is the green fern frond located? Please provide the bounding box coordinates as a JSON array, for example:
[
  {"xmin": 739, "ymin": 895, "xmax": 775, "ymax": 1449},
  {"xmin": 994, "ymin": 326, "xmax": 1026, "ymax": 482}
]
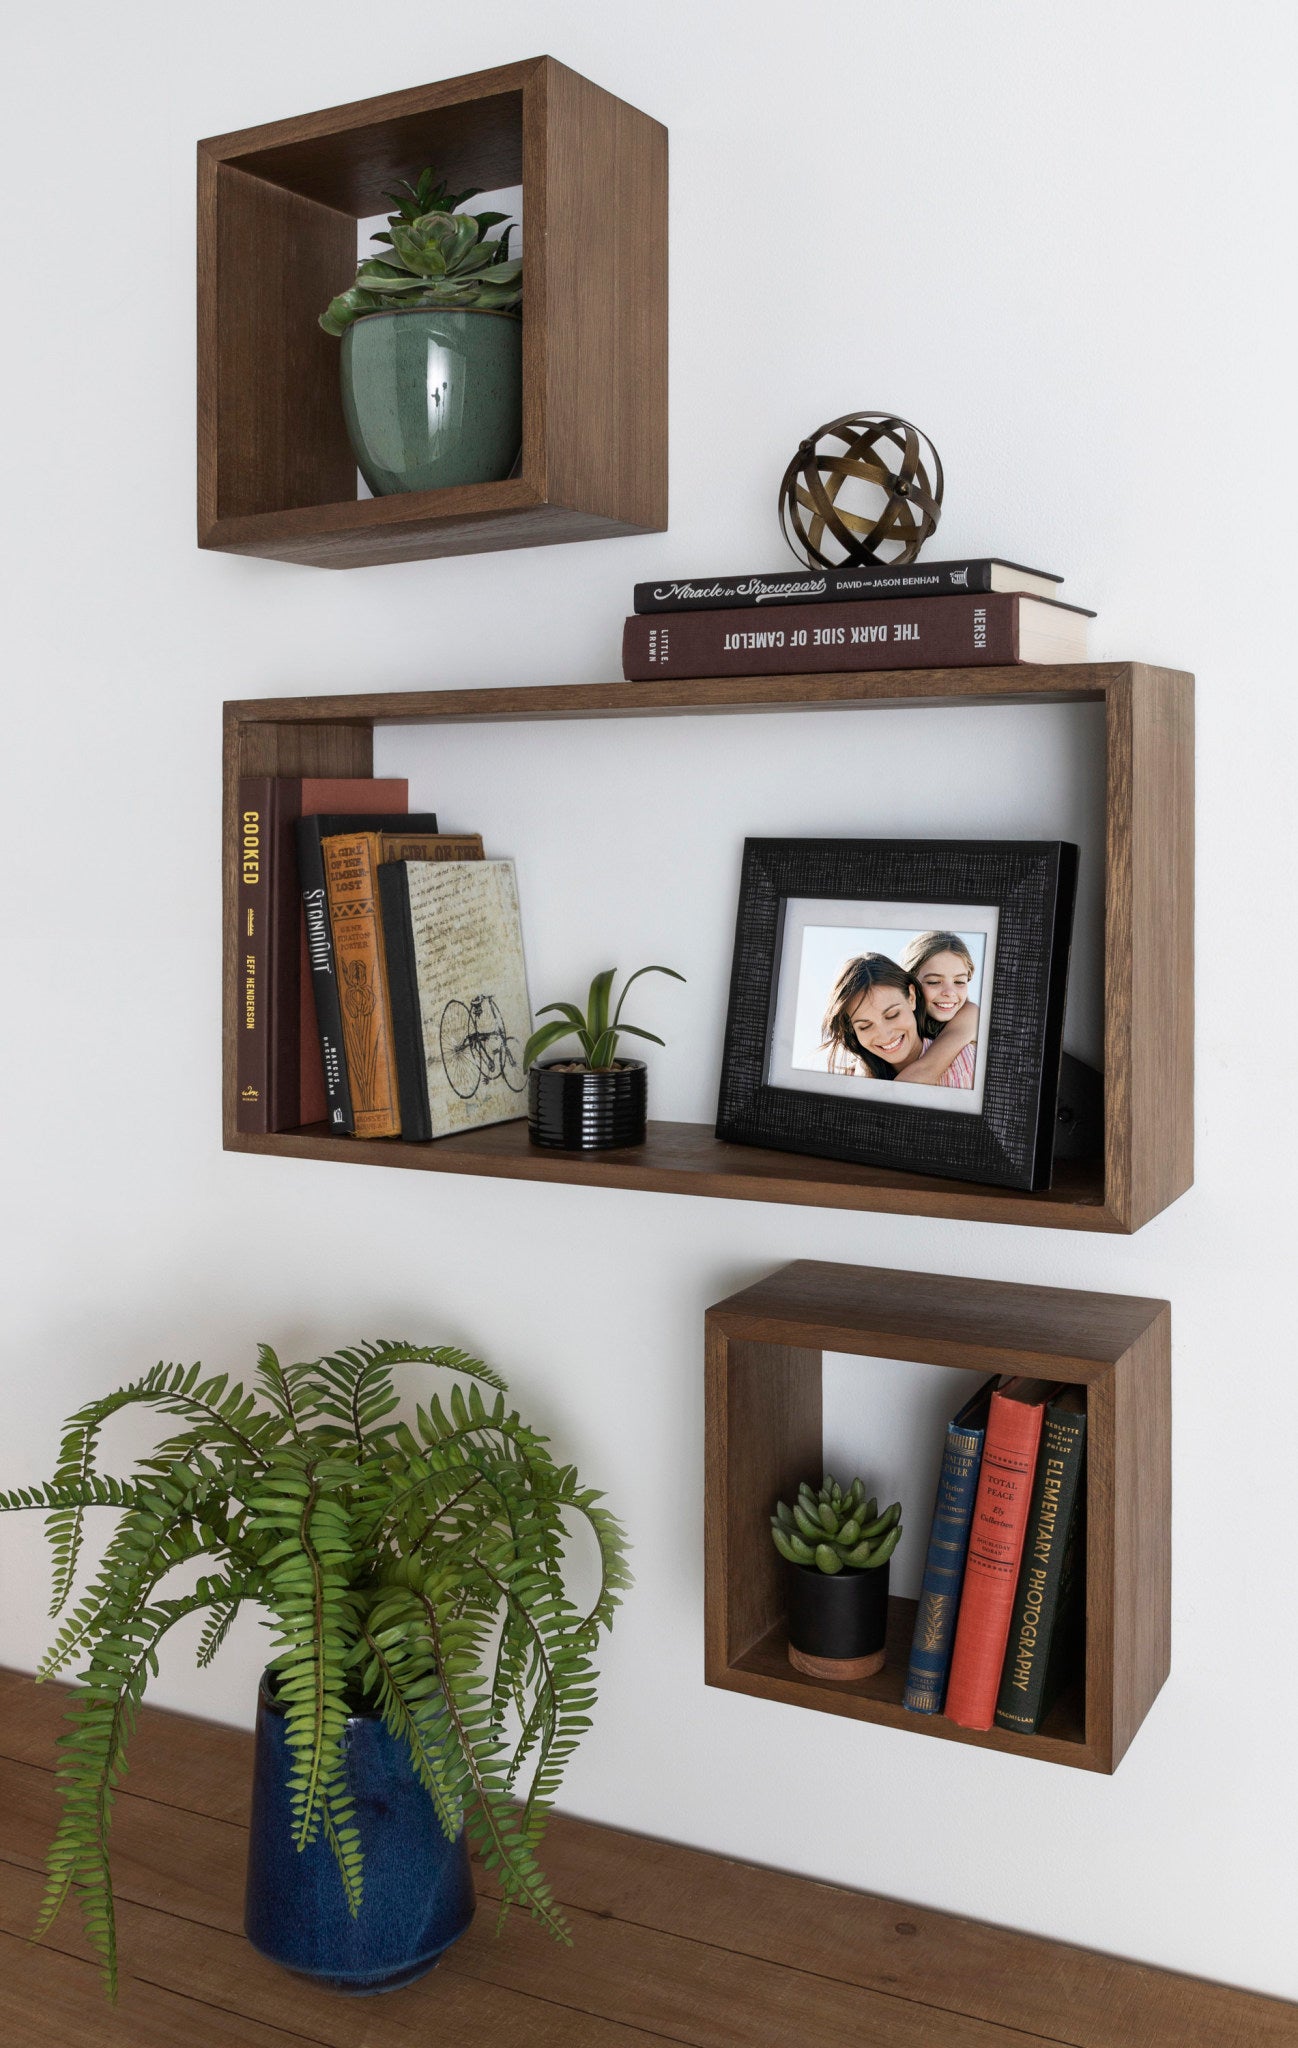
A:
[
  {"xmin": 410, "ymin": 1575, "xmax": 570, "ymax": 1942},
  {"xmin": 39, "ymin": 1573, "xmax": 243, "ymax": 1999},
  {"xmin": 358, "ymin": 1609, "xmax": 463, "ymax": 1842},
  {"xmin": 14, "ymin": 1333, "xmax": 624, "ymax": 2000},
  {"xmin": 303, "ymin": 1341, "xmax": 509, "ymax": 1454},
  {"xmin": 39, "ymin": 1502, "xmax": 214, "ymax": 1680}
]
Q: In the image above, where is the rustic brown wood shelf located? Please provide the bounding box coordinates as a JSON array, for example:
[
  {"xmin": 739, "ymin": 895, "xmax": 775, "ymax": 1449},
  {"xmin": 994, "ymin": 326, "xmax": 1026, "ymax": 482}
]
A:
[
  {"xmin": 704, "ymin": 1260, "xmax": 1171, "ymax": 1774},
  {"xmin": 223, "ymin": 660, "xmax": 1193, "ymax": 1232},
  {"xmin": 198, "ymin": 57, "xmax": 667, "ymax": 568},
  {"xmin": 5, "ymin": 1669, "xmax": 1286, "ymax": 2048}
]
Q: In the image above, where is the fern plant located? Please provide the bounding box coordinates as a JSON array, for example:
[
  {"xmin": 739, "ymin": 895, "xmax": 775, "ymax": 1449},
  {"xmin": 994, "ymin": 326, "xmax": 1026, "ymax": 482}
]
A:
[{"xmin": 0, "ymin": 1339, "xmax": 630, "ymax": 1998}]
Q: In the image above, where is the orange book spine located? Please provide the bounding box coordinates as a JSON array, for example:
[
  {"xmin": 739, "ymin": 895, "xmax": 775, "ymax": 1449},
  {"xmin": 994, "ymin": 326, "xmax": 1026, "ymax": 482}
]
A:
[
  {"xmin": 321, "ymin": 832, "xmax": 401, "ymax": 1139},
  {"xmin": 943, "ymin": 1386, "xmax": 1047, "ymax": 1731},
  {"xmin": 296, "ymin": 777, "xmax": 408, "ymax": 1125}
]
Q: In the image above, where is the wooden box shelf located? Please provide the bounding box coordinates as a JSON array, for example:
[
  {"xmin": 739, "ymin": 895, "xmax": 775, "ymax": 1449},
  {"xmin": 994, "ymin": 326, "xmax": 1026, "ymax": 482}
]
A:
[
  {"xmin": 223, "ymin": 659, "xmax": 1193, "ymax": 1232},
  {"xmin": 703, "ymin": 1260, "xmax": 1171, "ymax": 1773},
  {"xmin": 198, "ymin": 57, "xmax": 667, "ymax": 568}
]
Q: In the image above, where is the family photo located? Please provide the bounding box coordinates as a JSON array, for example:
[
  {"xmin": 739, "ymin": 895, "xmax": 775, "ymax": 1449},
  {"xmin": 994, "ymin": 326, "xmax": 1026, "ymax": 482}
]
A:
[
  {"xmin": 763, "ymin": 896, "xmax": 999, "ymax": 1119},
  {"xmin": 797, "ymin": 926, "xmax": 988, "ymax": 1089}
]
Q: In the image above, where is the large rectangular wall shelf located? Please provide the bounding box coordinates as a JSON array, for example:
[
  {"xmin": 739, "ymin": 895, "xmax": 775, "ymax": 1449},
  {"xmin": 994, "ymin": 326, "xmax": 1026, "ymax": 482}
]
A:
[
  {"xmin": 198, "ymin": 57, "xmax": 667, "ymax": 568},
  {"xmin": 223, "ymin": 660, "xmax": 1194, "ymax": 1232},
  {"xmin": 704, "ymin": 1261, "xmax": 1172, "ymax": 1773}
]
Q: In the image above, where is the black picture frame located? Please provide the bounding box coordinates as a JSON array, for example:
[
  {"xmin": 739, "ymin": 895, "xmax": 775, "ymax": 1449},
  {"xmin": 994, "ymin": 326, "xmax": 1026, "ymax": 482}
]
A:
[{"xmin": 715, "ymin": 838, "xmax": 1078, "ymax": 1192}]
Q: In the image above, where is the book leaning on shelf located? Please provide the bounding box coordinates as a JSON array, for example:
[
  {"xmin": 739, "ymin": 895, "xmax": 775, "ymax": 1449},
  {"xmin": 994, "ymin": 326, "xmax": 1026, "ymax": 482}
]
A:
[
  {"xmin": 943, "ymin": 1377, "xmax": 1059, "ymax": 1733},
  {"xmin": 994, "ymin": 1388, "xmax": 1088, "ymax": 1735},
  {"xmin": 379, "ymin": 859, "xmax": 533, "ymax": 1142},
  {"xmin": 902, "ymin": 1378, "xmax": 996, "ymax": 1716},
  {"xmin": 296, "ymin": 815, "xmax": 478, "ymax": 1136}
]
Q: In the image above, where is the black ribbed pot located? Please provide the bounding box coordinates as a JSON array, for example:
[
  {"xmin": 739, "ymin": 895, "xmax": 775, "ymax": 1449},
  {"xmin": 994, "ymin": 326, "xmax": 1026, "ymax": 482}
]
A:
[
  {"xmin": 785, "ymin": 1558, "xmax": 890, "ymax": 1681},
  {"xmin": 528, "ymin": 1058, "xmax": 647, "ymax": 1150}
]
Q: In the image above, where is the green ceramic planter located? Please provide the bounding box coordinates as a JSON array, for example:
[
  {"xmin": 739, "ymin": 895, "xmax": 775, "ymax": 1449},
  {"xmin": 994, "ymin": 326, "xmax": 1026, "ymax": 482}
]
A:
[{"xmin": 341, "ymin": 307, "xmax": 522, "ymax": 496}]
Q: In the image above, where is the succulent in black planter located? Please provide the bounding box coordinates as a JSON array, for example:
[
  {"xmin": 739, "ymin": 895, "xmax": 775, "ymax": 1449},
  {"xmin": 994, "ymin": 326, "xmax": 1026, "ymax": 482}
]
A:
[
  {"xmin": 524, "ymin": 964, "xmax": 684, "ymax": 1151},
  {"xmin": 771, "ymin": 1475, "xmax": 902, "ymax": 1681},
  {"xmin": 320, "ymin": 167, "xmax": 524, "ymax": 497}
]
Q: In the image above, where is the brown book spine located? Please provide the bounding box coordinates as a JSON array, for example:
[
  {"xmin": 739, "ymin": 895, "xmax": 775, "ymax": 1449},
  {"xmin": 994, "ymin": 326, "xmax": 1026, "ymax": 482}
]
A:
[
  {"xmin": 267, "ymin": 781, "xmax": 304, "ymax": 1132},
  {"xmin": 322, "ymin": 832, "xmax": 402, "ymax": 1138},
  {"xmin": 235, "ymin": 776, "xmax": 273, "ymax": 1133},
  {"xmin": 378, "ymin": 832, "xmax": 484, "ymax": 864},
  {"xmin": 296, "ymin": 778, "xmax": 409, "ymax": 1125},
  {"xmin": 622, "ymin": 593, "xmax": 1021, "ymax": 679}
]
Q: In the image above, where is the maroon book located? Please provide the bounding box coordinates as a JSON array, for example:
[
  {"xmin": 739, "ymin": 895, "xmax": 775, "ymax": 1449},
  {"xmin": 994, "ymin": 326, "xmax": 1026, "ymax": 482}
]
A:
[
  {"xmin": 235, "ymin": 777, "xmax": 409, "ymax": 1133},
  {"xmin": 621, "ymin": 592, "xmax": 1090, "ymax": 680},
  {"xmin": 235, "ymin": 776, "xmax": 273, "ymax": 1135}
]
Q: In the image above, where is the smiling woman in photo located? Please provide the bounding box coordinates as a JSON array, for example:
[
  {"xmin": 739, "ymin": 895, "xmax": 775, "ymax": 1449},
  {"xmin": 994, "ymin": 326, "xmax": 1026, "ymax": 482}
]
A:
[{"xmin": 820, "ymin": 952, "xmax": 976, "ymax": 1088}]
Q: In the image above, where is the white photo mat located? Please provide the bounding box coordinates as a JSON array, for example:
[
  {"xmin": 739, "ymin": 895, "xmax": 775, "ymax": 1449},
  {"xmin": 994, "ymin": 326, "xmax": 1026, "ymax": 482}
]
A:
[{"xmin": 766, "ymin": 897, "xmax": 1000, "ymax": 1117}]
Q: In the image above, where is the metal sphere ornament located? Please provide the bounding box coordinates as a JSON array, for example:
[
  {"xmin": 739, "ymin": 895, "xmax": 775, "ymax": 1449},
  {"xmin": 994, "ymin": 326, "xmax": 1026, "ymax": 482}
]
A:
[{"xmin": 778, "ymin": 412, "xmax": 944, "ymax": 569}]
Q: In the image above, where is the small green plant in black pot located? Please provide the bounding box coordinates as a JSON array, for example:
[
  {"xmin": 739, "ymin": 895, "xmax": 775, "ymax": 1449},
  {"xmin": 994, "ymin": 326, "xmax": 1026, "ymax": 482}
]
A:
[
  {"xmin": 771, "ymin": 1475, "xmax": 901, "ymax": 1681},
  {"xmin": 524, "ymin": 964, "xmax": 684, "ymax": 1151}
]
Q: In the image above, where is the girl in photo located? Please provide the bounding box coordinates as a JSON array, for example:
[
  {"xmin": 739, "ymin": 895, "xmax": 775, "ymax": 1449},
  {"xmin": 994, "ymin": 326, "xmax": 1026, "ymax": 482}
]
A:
[
  {"xmin": 820, "ymin": 950, "xmax": 976, "ymax": 1088},
  {"xmin": 900, "ymin": 930, "xmax": 980, "ymax": 1089}
]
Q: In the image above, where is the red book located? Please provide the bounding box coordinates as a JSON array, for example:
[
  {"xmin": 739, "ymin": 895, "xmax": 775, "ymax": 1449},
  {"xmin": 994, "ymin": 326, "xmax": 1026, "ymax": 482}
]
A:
[
  {"xmin": 943, "ymin": 1378, "xmax": 1059, "ymax": 1731},
  {"xmin": 621, "ymin": 592, "xmax": 1090, "ymax": 680}
]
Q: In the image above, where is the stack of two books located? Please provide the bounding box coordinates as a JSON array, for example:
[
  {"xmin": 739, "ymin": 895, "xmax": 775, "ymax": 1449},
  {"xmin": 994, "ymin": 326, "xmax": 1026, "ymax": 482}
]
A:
[
  {"xmin": 621, "ymin": 558, "xmax": 1094, "ymax": 680},
  {"xmin": 903, "ymin": 1375, "xmax": 1088, "ymax": 1736}
]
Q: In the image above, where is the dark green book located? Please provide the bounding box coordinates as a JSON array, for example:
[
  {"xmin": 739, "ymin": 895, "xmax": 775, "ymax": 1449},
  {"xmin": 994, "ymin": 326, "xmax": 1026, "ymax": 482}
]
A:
[{"xmin": 993, "ymin": 1388, "xmax": 1087, "ymax": 1734}]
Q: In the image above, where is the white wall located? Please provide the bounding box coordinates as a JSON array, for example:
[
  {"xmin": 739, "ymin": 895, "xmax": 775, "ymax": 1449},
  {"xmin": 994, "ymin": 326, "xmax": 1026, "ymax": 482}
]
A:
[{"xmin": 4, "ymin": 0, "xmax": 1297, "ymax": 2002}]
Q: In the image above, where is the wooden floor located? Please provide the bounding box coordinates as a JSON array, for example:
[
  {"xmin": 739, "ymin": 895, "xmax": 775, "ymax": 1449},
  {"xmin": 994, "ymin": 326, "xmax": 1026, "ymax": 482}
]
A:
[{"xmin": 0, "ymin": 1670, "xmax": 1291, "ymax": 2048}]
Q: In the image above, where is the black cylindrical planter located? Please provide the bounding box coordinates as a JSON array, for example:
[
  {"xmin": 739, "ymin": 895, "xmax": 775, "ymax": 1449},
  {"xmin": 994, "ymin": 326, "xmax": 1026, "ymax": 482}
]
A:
[
  {"xmin": 528, "ymin": 1058, "xmax": 647, "ymax": 1150},
  {"xmin": 785, "ymin": 1558, "xmax": 890, "ymax": 1681}
]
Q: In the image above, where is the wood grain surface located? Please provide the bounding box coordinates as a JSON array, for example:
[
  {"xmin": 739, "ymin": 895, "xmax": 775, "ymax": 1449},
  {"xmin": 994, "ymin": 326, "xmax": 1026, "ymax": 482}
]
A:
[
  {"xmin": 226, "ymin": 661, "xmax": 1129, "ymax": 725},
  {"xmin": 220, "ymin": 662, "xmax": 1193, "ymax": 1234},
  {"xmin": 197, "ymin": 57, "xmax": 667, "ymax": 566},
  {"xmin": 702, "ymin": 1262, "xmax": 1172, "ymax": 1775},
  {"xmin": 0, "ymin": 1671, "xmax": 1289, "ymax": 2047}
]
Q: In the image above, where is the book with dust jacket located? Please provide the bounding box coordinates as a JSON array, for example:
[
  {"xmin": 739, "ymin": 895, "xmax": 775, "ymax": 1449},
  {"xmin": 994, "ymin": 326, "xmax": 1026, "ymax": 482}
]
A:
[{"xmin": 403, "ymin": 860, "xmax": 533, "ymax": 1138}]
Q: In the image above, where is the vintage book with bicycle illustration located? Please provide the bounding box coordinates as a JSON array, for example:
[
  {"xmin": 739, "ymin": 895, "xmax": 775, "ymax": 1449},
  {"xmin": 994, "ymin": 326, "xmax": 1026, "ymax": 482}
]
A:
[{"xmin": 377, "ymin": 858, "xmax": 533, "ymax": 1140}]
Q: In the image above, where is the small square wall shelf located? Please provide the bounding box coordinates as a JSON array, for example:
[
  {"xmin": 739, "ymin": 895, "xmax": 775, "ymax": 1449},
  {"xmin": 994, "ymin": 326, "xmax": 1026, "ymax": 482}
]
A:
[
  {"xmin": 198, "ymin": 57, "xmax": 667, "ymax": 568},
  {"xmin": 223, "ymin": 661, "xmax": 1192, "ymax": 1232},
  {"xmin": 704, "ymin": 1261, "xmax": 1171, "ymax": 1773}
]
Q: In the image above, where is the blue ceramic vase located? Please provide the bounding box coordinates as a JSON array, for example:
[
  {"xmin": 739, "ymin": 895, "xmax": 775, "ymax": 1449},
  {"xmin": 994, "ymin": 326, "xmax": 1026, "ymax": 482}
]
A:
[
  {"xmin": 244, "ymin": 1673, "xmax": 476, "ymax": 1995},
  {"xmin": 340, "ymin": 306, "xmax": 523, "ymax": 496}
]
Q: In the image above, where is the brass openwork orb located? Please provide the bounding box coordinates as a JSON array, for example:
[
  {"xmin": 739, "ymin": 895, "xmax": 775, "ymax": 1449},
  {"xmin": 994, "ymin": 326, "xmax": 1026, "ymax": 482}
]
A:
[{"xmin": 778, "ymin": 412, "xmax": 944, "ymax": 568}]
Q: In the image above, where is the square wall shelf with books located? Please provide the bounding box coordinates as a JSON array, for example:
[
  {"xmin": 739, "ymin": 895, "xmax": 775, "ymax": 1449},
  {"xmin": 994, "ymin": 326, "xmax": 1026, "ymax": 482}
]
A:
[
  {"xmin": 198, "ymin": 57, "xmax": 667, "ymax": 568},
  {"xmin": 704, "ymin": 1261, "xmax": 1171, "ymax": 1773},
  {"xmin": 222, "ymin": 658, "xmax": 1193, "ymax": 1233}
]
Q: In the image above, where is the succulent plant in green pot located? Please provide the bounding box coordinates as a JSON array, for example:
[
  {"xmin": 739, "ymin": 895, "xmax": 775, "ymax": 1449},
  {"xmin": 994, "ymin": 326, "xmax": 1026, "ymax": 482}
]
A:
[
  {"xmin": 1, "ymin": 1337, "xmax": 629, "ymax": 1998},
  {"xmin": 523, "ymin": 964, "xmax": 685, "ymax": 1152},
  {"xmin": 770, "ymin": 1476, "xmax": 902, "ymax": 1681},
  {"xmin": 320, "ymin": 167, "xmax": 524, "ymax": 496}
]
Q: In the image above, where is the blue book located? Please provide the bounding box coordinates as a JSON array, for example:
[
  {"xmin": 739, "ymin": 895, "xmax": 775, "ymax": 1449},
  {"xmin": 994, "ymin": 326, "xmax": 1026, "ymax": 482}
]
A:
[{"xmin": 903, "ymin": 1379, "xmax": 997, "ymax": 1715}]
